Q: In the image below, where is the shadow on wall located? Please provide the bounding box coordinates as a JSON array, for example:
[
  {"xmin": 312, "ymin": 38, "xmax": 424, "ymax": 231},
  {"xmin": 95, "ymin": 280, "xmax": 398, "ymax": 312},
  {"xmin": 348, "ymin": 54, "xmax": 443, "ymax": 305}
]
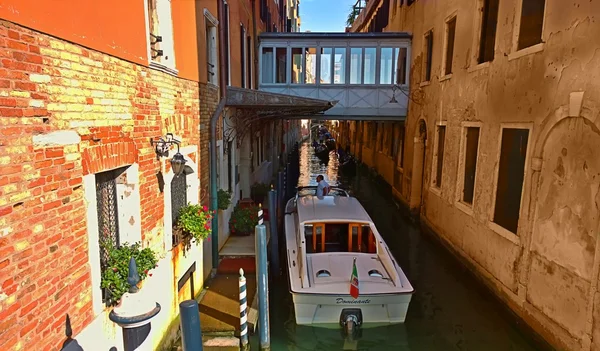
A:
[{"xmin": 59, "ymin": 314, "xmax": 119, "ymax": 351}]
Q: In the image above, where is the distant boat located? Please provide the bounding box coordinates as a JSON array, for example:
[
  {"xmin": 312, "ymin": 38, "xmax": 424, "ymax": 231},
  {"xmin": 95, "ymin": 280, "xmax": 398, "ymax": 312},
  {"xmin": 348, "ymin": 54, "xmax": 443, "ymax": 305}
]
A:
[{"xmin": 284, "ymin": 186, "xmax": 414, "ymax": 330}]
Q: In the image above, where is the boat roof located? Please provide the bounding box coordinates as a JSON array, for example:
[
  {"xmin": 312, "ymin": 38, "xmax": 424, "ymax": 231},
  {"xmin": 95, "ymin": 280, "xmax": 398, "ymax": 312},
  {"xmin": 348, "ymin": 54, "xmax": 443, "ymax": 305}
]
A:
[{"xmin": 296, "ymin": 195, "xmax": 373, "ymax": 224}]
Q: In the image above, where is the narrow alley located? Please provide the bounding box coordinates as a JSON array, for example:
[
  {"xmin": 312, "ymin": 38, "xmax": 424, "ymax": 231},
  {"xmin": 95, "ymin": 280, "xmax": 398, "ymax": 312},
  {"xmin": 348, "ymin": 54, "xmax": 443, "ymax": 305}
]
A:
[{"xmin": 252, "ymin": 141, "xmax": 550, "ymax": 351}]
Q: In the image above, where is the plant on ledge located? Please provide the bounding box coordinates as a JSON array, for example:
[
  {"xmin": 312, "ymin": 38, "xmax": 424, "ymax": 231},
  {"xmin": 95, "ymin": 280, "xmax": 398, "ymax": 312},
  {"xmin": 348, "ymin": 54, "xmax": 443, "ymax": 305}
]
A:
[
  {"xmin": 217, "ymin": 189, "xmax": 232, "ymax": 210},
  {"xmin": 100, "ymin": 242, "xmax": 158, "ymax": 306},
  {"xmin": 229, "ymin": 204, "xmax": 259, "ymax": 236},
  {"xmin": 177, "ymin": 204, "xmax": 214, "ymax": 242}
]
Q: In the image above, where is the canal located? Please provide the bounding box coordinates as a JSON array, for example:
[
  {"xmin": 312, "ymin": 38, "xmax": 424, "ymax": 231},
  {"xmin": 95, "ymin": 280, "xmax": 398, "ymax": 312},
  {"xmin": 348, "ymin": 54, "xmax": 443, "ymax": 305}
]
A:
[{"xmin": 252, "ymin": 141, "xmax": 551, "ymax": 351}]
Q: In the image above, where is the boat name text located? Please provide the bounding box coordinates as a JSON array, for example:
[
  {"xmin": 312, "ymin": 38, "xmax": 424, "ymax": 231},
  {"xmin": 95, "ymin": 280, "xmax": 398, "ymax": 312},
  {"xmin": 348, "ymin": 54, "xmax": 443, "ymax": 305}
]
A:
[{"xmin": 336, "ymin": 298, "xmax": 371, "ymax": 304}]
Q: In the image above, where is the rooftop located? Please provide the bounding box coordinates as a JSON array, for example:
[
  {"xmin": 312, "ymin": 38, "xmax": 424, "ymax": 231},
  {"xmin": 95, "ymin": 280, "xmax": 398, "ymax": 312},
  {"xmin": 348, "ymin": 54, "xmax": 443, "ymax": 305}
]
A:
[{"xmin": 296, "ymin": 195, "xmax": 373, "ymax": 224}]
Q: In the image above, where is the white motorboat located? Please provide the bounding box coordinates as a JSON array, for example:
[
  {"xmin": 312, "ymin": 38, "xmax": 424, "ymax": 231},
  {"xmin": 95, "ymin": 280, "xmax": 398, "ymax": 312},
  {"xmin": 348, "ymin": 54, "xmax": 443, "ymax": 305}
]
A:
[{"xmin": 284, "ymin": 186, "xmax": 414, "ymax": 331}]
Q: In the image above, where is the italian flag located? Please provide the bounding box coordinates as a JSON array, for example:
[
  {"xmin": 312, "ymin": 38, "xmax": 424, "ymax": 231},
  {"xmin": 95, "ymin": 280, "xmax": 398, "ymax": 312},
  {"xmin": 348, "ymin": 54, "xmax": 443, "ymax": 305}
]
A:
[{"xmin": 350, "ymin": 258, "xmax": 359, "ymax": 299}]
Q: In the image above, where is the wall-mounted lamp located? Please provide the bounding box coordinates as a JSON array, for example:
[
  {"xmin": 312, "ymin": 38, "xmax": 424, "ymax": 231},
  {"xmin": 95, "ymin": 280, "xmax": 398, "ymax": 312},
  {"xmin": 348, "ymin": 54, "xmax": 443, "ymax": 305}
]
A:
[
  {"xmin": 150, "ymin": 133, "xmax": 187, "ymax": 177},
  {"xmin": 389, "ymin": 85, "xmax": 399, "ymax": 104}
]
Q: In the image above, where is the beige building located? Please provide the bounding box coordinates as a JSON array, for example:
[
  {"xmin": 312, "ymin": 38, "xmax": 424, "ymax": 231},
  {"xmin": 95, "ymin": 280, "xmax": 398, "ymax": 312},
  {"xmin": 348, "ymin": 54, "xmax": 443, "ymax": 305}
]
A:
[{"xmin": 340, "ymin": 0, "xmax": 600, "ymax": 350}]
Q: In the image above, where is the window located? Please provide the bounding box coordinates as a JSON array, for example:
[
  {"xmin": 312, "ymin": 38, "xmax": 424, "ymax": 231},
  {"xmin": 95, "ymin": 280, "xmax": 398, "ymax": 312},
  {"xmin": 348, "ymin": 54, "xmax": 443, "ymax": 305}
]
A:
[
  {"xmin": 478, "ymin": 0, "xmax": 499, "ymax": 64},
  {"xmin": 460, "ymin": 127, "xmax": 480, "ymax": 205},
  {"xmin": 224, "ymin": 2, "xmax": 230, "ymax": 85},
  {"xmin": 305, "ymin": 223, "xmax": 376, "ymax": 254},
  {"xmin": 205, "ymin": 12, "xmax": 219, "ymax": 85},
  {"xmin": 364, "ymin": 48, "xmax": 376, "ymax": 84},
  {"xmin": 444, "ymin": 17, "xmax": 456, "ymax": 76},
  {"xmin": 147, "ymin": 0, "xmax": 176, "ymax": 72},
  {"xmin": 247, "ymin": 36, "xmax": 253, "ymax": 89},
  {"xmin": 334, "ymin": 48, "xmax": 346, "ymax": 84},
  {"xmin": 493, "ymin": 128, "xmax": 529, "ymax": 234},
  {"xmin": 291, "ymin": 47, "xmax": 303, "ymax": 83},
  {"xmin": 395, "ymin": 47, "xmax": 408, "ymax": 85},
  {"xmin": 171, "ymin": 173, "xmax": 187, "ymax": 247},
  {"xmin": 96, "ymin": 168, "xmax": 122, "ymax": 302},
  {"xmin": 396, "ymin": 125, "xmax": 405, "ymax": 168},
  {"xmin": 305, "ymin": 47, "xmax": 317, "ymax": 84},
  {"xmin": 276, "ymin": 47, "xmax": 287, "ymax": 83},
  {"xmin": 517, "ymin": 0, "xmax": 545, "ymax": 50},
  {"xmin": 227, "ymin": 141, "xmax": 233, "ymax": 192},
  {"xmin": 320, "ymin": 48, "xmax": 332, "ymax": 84},
  {"xmin": 240, "ymin": 24, "xmax": 246, "ymax": 87},
  {"xmin": 350, "ymin": 48, "xmax": 362, "ymax": 84},
  {"xmin": 380, "ymin": 48, "xmax": 394, "ymax": 84},
  {"xmin": 433, "ymin": 125, "xmax": 446, "ymax": 188},
  {"xmin": 423, "ymin": 30, "xmax": 433, "ymax": 82},
  {"xmin": 261, "ymin": 47, "xmax": 274, "ymax": 83}
]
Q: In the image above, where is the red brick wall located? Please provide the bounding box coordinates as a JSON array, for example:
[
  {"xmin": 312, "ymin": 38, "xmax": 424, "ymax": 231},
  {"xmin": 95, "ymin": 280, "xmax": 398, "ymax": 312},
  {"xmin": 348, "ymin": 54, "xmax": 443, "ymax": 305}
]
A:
[{"xmin": 0, "ymin": 20, "xmax": 200, "ymax": 351}]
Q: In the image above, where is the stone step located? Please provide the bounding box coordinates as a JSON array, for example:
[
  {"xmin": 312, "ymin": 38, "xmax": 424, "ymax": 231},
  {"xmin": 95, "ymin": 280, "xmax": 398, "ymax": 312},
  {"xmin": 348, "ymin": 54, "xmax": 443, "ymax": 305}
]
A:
[{"xmin": 203, "ymin": 336, "xmax": 241, "ymax": 351}]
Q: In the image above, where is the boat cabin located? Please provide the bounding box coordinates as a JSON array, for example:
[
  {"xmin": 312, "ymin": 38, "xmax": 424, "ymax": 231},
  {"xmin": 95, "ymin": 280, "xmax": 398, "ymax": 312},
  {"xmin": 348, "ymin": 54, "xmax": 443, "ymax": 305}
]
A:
[{"xmin": 304, "ymin": 222, "xmax": 376, "ymax": 254}]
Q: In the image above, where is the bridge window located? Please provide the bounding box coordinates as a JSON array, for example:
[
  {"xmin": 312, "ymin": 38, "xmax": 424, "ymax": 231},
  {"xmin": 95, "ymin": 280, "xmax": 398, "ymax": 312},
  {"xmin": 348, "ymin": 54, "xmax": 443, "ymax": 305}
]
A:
[
  {"xmin": 380, "ymin": 48, "xmax": 394, "ymax": 84},
  {"xmin": 320, "ymin": 48, "xmax": 332, "ymax": 84},
  {"xmin": 334, "ymin": 48, "xmax": 346, "ymax": 84},
  {"xmin": 395, "ymin": 47, "xmax": 408, "ymax": 85},
  {"xmin": 291, "ymin": 47, "xmax": 303, "ymax": 84},
  {"xmin": 350, "ymin": 48, "xmax": 362, "ymax": 84},
  {"xmin": 305, "ymin": 48, "xmax": 317, "ymax": 84},
  {"xmin": 261, "ymin": 47, "xmax": 274, "ymax": 83},
  {"xmin": 276, "ymin": 47, "xmax": 287, "ymax": 83},
  {"xmin": 364, "ymin": 48, "xmax": 377, "ymax": 84}
]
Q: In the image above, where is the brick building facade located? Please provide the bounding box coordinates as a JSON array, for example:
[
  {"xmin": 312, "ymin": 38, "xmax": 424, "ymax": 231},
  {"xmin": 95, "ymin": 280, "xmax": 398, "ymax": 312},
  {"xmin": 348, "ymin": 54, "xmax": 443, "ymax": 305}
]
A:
[
  {"xmin": 0, "ymin": 1, "xmax": 205, "ymax": 349},
  {"xmin": 342, "ymin": 1, "xmax": 600, "ymax": 350}
]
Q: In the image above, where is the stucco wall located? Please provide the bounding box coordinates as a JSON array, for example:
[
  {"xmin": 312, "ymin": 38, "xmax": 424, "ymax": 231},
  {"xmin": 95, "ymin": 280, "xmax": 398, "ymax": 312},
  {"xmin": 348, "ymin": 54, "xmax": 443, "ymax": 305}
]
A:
[{"xmin": 347, "ymin": 0, "xmax": 600, "ymax": 350}]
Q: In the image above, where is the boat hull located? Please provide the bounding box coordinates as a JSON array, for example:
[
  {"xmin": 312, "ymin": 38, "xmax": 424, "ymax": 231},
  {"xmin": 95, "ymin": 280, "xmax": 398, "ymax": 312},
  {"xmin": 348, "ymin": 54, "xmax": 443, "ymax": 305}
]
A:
[{"xmin": 290, "ymin": 291, "xmax": 412, "ymax": 327}]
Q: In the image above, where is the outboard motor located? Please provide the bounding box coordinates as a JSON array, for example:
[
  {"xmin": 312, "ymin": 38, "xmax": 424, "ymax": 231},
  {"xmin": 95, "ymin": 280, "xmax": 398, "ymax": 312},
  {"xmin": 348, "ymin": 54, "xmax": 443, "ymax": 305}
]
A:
[{"xmin": 340, "ymin": 309, "xmax": 362, "ymax": 342}]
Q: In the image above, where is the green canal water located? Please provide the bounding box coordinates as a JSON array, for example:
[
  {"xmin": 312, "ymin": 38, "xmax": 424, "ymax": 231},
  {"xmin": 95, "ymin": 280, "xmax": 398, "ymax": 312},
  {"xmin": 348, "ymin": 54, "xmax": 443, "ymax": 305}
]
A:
[{"xmin": 251, "ymin": 142, "xmax": 551, "ymax": 351}]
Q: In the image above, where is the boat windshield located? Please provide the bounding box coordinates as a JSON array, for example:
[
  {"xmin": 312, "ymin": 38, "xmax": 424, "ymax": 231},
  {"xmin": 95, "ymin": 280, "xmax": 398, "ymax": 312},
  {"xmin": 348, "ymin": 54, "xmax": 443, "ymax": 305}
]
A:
[
  {"xmin": 297, "ymin": 186, "xmax": 349, "ymax": 197},
  {"xmin": 303, "ymin": 222, "xmax": 377, "ymax": 254}
]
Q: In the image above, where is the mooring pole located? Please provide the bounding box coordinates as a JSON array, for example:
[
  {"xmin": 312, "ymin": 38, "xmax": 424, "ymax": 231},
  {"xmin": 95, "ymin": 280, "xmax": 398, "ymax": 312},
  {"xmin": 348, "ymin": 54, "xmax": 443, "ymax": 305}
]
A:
[
  {"xmin": 268, "ymin": 187, "xmax": 279, "ymax": 276},
  {"xmin": 255, "ymin": 224, "xmax": 270, "ymax": 351},
  {"xmin": 179, "ymin": 300, "xmax": 203, "ymax": 351},
  {"xmin": 277, "ymin": 171, "xmax": 284, "ymax": 212},
  {"xmin": 239, "ymin": 269, "xmax": 249, "ymax": 351},
  {"xmin": 285, "ymin": 163, "xmax": 292, "ymax": 200}
]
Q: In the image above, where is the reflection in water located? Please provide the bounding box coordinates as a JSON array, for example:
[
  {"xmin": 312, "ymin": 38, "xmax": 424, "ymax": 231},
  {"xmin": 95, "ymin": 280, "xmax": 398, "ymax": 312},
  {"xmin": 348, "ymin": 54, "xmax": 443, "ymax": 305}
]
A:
[{"xmin": 253, "ymin": 142, "xmax": 548, "ymax": 351}]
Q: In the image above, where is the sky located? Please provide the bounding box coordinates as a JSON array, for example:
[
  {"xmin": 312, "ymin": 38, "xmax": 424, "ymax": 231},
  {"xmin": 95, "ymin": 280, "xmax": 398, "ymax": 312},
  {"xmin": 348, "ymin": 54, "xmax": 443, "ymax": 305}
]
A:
[{"xmin": 299, "ymin": 0, "xmax": 358, "ymax": 32}]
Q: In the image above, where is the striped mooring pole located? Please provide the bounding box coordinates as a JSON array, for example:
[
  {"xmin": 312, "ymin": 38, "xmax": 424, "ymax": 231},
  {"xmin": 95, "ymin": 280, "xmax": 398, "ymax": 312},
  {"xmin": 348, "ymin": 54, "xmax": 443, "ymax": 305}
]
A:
[
  {"xmin": 258, "ymin": 203, "xmax": 264, "ymax": 225},
  {"xmin": 239, "ymin": 268, "xmax": 249, "ymax": 350}
]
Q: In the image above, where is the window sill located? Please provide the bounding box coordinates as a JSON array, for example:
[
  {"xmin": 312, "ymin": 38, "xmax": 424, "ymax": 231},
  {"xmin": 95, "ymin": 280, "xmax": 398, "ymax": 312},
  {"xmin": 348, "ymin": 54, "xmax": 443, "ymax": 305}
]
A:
[
  {"xmin": 396, "ymin": 166, "xmax": 404, "ymax": 173},
  {"xmin": 454, "ymin": 200, "xmax": 474, "ymax": 217},
  {"xmin": 439, "ymin": 74, "xmax": 452, "ymax": 82},
  {"xmin": 429, "ymin": 185, "xmax": 441, "ymax": 197},
  {"xmin": 467, "ymin": 61, "xmax": 490, "ymax": 73},
  {"xmin": 419, "ymin": 81, "xmax": 431, "ymax": 88},
  {"xmin": 487, "ymin": 221, "xmax": 520, "ymax": 245},
  {"xmin": 507, "ymin": 43, "xmax": 544, "ymax": 61},
  {"xmin": 149, "ymin": 61, "xmax": 179, "ymax": 77}
]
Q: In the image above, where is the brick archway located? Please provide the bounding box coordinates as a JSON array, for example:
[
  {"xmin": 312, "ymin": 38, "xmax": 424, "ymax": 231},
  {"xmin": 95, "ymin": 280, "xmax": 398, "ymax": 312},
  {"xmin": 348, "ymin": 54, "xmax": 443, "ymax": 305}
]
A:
[{"xmin": 82, "ymin": 140, "xmax": 137, "ymax": 175}]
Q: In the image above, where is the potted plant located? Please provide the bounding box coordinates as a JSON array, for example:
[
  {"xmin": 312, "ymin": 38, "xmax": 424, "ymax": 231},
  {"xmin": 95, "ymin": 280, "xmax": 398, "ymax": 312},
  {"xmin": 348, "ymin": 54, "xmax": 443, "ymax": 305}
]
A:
[
  {"xmin": 217, "ymin": 189, "xmax": 232, "ymax": 210},
  {"xmin": 250, "ymin": 182, "xmax": 270, "ymax": 205},
  {"xmin": 176, "ymin": 204, "xmax": 215, "ymax": 252},
  {"xmin": 100, "ymin": 242, "xmax": 158, "ymax": 306},
  {"xmin": 229, "ymin": 204, "xmax": 259, "ymax": 236}
]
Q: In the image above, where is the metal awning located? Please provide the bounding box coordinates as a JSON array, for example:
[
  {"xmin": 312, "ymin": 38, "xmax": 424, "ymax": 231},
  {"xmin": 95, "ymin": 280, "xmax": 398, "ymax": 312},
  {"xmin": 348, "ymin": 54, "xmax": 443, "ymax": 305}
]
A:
[{"xmin": 223, "ymin": 86, "xmax": 336, "ymax": 145}]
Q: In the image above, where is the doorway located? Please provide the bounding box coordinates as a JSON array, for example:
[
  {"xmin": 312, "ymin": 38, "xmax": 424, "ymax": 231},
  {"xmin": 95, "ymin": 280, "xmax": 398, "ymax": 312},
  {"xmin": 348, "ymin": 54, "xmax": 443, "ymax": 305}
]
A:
[{"xmin": 410, "ymin": 119, "xmax": 428, "ymax": 213}]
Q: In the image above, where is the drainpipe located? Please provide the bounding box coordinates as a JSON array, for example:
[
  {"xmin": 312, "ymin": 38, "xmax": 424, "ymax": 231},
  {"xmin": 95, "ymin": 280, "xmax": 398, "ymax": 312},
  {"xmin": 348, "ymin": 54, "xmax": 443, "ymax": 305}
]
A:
[
  {"xmin": 209, "ymin": 0, "xmax": 228, "ymax": 271},
  {"xmin": 252, "ymin": 0, "xmax": 260, "ymax": 91}
]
